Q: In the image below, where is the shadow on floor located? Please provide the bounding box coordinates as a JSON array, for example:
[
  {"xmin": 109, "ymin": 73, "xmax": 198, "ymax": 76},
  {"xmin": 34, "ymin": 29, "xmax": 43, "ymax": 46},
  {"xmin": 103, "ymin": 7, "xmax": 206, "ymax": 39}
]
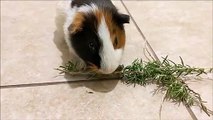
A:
[{"xmin": 53, "ymin": 8, "xmax": 119, "ymax": 93}]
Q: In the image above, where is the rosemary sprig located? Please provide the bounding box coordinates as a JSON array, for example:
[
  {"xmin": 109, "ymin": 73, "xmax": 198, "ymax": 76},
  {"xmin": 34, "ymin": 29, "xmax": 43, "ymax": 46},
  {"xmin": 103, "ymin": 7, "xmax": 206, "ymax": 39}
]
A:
[
  {"xmin": 56, "ymin": 56, "xmax": 213, "ymax": 116},
  {"xmin": 122, "ymin": 57, "xmax": 212, "ymax": 116},
  {"xmin": 58, "ymin": 61, "xmax": 80, "ymax": 72}
]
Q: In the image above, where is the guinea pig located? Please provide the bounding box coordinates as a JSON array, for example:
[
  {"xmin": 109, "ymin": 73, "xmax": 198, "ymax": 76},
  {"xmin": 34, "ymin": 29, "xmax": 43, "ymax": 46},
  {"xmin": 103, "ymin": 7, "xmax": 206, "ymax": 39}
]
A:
[{"xmin": 62, "ymin": 0, "xmax": 130, "ymax": 74}]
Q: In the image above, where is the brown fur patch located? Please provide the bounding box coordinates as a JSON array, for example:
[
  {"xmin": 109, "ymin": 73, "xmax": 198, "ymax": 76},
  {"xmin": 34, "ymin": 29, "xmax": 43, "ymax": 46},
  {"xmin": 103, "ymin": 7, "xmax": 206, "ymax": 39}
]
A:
[
  {"xmin": 101, "ymin": 11, "xmax": 126, "ymax": 49},
  {"xmin": 93, "ymin": 10, "xmax": 126, "ymax": 49},
  {"xmin": 94, "ymin": 10, "xmax": 103, "ymax": 27},
  {"xmin": 86, "ymin": 62, "xmax": 99, "ymax": 72},
  {"xmin": 68, "ymin": 12, "xmax": 85, "ymax": 34},
  {"xmin": 70, "ymin": 10, "xmax": 126, "ymax": 49}
]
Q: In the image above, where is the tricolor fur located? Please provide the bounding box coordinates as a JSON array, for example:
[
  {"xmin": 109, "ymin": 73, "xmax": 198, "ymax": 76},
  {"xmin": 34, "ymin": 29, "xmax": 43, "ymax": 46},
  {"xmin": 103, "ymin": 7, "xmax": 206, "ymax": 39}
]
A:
[{"xmin": 61, "ymin": 0, "xmax": 130, "ymax": 74}]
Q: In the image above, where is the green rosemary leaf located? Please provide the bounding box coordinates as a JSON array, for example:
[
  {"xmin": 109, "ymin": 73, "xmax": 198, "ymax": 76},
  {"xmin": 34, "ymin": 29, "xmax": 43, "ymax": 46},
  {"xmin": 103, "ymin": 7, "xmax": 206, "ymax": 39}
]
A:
[
  {"xmin": 56, "ymin": 56, "xmax": 213, "ymax": 116},
  {"xmin": 179, "ymin": 56, "xmax": 184, "ymax": 66}
]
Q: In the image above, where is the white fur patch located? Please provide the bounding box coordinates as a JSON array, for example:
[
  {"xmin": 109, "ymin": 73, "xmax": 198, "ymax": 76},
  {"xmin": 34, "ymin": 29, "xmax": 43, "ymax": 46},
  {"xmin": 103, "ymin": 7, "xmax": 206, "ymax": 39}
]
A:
[
  {"xmin": 61, "ymin": 1, "xmax": 99, "ymax": 69},
  {"xmin": 63, "ymin": 2, "xmax": 99, "ymax": 56},
  {"xmin": 63, "ymin": 5, "xmax": 77, "ymax": 56},
  {"xmin": 98, "ymin": 17, "xmax": 123, "ymax": 74},
  {"xmin": 78, "ymin": 4, "xmax": 98, "ymax": 13}
]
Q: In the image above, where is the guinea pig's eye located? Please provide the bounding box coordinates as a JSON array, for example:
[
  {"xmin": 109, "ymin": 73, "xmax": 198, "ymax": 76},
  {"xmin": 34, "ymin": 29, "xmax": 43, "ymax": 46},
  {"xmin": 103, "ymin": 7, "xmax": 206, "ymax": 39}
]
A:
[
  {"xmin": 89, "ymin": 41, "xmax": 96, "ymax": 52},
  {"xmin": 114, "ymin": 37, "xmax": 118, "ymax": 47}
]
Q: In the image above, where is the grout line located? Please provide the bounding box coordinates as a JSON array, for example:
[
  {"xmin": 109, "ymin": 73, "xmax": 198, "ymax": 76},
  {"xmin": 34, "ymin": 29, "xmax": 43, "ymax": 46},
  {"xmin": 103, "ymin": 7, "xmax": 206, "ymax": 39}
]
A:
[
  {"xmin": 184, "ymin": 103, "xmax": 198, "ymax": 120},
  {"xmin": 120, "ymin": 0, "xmax": 159, "ymax": 61},
  {"xmin": 0, "ymin": 78, "xmax": 119, "ymax": 89}
]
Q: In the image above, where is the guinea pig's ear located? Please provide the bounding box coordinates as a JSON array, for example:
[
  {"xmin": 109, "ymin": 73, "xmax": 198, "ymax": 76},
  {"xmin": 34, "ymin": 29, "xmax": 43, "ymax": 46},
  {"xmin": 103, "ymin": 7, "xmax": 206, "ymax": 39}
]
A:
[
  {"xmin": 116, "ymin": 13, "xmax": 130, "ymax": 24},
  {"xmin": 68, "ymin": 13, "xmax": 85, "ymax": 34}
]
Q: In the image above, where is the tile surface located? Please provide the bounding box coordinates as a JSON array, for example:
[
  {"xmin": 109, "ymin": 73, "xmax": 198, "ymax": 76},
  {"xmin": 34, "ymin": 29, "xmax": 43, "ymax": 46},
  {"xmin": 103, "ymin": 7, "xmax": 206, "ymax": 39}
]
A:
[
  {"xmin": 1, "ymin": 1, "xmax": 63, "ymax": 85},
  {"xmin": 124, "ymin": 1, "xmax": 213, "ymax": 119},
  {"xmin": 1, "ymin": 0, "xmax": 213, "ymax": 120},
  {"xmin": 1, "ymin": 1, "xmax": 146, "ymax": 86},
  {"xmin": 1, "ymin": 81, "xmax": 192, "ymax": 120},
  {"xmin": 2, "ymin": 80, "xmax": 212, "ymax": 120},
  {"xmin": 124, "ymin": 1, "xmax": 212, "ymax": 67}
]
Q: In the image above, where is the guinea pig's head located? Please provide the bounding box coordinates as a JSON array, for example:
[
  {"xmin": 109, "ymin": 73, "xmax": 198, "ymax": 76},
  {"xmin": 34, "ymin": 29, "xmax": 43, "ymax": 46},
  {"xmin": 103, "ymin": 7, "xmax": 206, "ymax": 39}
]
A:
[{"xmin": 67, "ymin": 5, "xmax": 130, "ymax": 74}]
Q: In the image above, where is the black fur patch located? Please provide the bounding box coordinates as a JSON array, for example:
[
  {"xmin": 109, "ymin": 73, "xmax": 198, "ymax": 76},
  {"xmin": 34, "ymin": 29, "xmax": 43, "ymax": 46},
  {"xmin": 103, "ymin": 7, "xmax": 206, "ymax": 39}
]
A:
[{"xmin": 70, "ymin": 13, "xmax": 101, "ymax": 68}]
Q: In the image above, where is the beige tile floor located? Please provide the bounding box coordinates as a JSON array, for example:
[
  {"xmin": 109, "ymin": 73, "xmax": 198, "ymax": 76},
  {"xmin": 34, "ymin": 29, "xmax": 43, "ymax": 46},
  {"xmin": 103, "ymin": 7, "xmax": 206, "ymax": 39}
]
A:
[{"xmin": 1, "ymin": 0, "xmax": 212, "ymax": 120}]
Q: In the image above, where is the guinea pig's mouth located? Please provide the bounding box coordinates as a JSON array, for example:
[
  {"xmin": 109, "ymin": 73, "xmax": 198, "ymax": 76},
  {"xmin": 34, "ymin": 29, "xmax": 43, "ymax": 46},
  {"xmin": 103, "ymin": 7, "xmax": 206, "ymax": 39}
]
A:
[
  {"xmin": 86, "ymin": 62, "xmax": 117, "ymax": 74},
  {"xmin": 86, "ymin": 62, "xmax": 99, "ymax": 73}
]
